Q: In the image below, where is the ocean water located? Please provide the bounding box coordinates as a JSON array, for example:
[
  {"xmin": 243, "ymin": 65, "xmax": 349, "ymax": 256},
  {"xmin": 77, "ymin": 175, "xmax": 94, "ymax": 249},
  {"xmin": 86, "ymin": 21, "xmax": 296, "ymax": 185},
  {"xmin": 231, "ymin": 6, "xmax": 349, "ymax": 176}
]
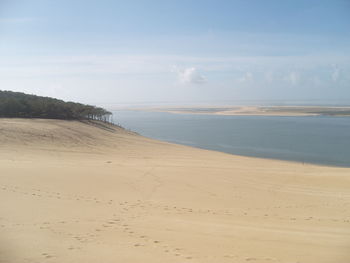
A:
[{"xmin": 112, "ymin": 110, "xmax": 350, "ymax": 167}]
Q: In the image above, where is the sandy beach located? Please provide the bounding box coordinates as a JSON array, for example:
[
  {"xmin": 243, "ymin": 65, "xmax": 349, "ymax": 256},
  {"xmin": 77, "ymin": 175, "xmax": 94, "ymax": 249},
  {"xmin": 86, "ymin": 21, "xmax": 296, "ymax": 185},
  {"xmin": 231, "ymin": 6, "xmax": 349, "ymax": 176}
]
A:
[
  {"xmin": 135, "ymin": 106, "xmax": 350, "ymax": 117},
  {"xmin": 1, "ymin": 118, "xmax": 349, "ymax": 263}
]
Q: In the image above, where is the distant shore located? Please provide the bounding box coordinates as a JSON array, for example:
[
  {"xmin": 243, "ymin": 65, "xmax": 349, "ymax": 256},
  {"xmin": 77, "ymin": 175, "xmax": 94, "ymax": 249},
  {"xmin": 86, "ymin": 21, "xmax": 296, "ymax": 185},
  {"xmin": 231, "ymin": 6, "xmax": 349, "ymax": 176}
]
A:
[{"xmin": 130, "ymin": 105, "xmax": 350, "ymax": 117}]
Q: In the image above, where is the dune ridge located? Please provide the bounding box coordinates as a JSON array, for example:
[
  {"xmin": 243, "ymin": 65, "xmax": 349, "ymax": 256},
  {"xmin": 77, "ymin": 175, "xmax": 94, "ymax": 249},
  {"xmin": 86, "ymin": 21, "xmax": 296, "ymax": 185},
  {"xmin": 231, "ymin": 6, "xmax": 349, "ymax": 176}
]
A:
[{"xmin": 0, "ymin": 119, "xmax": 349, "ymax": 263}]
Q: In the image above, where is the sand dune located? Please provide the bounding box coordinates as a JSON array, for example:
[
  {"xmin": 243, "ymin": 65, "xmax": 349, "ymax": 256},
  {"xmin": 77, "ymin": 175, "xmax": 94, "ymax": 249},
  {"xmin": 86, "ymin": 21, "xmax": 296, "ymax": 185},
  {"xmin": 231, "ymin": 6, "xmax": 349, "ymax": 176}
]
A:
[{"xmin": 0, "ymin": 118, "xmax": 349, "ymax": 263}]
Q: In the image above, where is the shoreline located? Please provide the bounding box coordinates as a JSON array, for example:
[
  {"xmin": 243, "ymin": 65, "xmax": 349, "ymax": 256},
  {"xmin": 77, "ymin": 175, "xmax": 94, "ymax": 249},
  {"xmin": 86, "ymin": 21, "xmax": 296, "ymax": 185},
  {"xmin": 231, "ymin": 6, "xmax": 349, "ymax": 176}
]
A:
[
  {"xmin": 165, "ymin": 143, "xmax": 350, "ymax": 168},
  {"xmin": 107, "ymin": 111, "xmax": 350, "ymax": 168},
  {"xmin": 2, "ymin": 117, "xmax": 348, "ymax": 169}
]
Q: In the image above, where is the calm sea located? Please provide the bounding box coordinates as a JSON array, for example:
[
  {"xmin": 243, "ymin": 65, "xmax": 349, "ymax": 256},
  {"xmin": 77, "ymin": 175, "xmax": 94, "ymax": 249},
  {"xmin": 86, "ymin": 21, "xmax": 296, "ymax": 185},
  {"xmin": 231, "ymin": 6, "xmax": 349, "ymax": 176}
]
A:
[{"xmin": 112, "ymin": 110, "xmax": 350, "ymax": 167}]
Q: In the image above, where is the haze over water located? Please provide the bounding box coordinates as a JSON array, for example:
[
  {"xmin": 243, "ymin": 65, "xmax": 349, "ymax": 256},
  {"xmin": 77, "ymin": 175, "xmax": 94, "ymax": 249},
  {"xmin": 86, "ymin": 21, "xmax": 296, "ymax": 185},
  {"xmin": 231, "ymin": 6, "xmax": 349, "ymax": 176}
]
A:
[{"xmin": 113, "ymin": 110, "xmax": 350, "ymax": 167}]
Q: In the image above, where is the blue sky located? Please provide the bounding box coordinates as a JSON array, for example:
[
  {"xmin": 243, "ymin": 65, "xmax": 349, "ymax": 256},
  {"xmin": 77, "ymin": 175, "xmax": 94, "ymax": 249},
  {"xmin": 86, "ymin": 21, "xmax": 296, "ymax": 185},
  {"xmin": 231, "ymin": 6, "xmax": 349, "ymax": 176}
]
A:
[{"xmin": 0, "ymin": 0, "xmax": 349, "ymax": 105}]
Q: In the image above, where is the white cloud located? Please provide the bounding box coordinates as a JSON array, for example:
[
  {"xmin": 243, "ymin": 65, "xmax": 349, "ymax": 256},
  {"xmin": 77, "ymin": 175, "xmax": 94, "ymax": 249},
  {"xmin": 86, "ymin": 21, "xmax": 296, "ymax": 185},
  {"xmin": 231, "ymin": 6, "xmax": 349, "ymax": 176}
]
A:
[
  {"xmin": 176, "ymin": 67, "xmax": 206, "ymax": 84},
  {"xmin": 287, "ymin": 71, "xmax": 299, "ymax": 85},
  {"xmin": 331, "ymin": 65, "xmax": 340, "ymax": 82},
  {"xmin": 238, "ymin": 72, "xmax": 253, "ymax": 83},
  {"xmin": 1, "ymin": 54, "xmax": 349, "ymax": 104}
]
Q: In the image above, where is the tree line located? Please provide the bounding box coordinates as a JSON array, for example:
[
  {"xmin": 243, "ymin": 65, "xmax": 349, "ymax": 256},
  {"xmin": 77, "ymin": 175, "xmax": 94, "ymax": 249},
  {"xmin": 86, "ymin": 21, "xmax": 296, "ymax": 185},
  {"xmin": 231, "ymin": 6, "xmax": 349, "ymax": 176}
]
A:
[{"xmin": 0, "ymin": 90, "xmax": 112, "ymax": 121}]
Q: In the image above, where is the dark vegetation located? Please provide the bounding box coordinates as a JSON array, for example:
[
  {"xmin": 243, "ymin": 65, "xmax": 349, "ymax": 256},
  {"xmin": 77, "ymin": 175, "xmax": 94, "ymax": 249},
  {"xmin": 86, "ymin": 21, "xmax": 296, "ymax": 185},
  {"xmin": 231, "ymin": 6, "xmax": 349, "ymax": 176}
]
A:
[{"xmin": 0, "ymin": 90, "xmax": 112, "ymax": 121}]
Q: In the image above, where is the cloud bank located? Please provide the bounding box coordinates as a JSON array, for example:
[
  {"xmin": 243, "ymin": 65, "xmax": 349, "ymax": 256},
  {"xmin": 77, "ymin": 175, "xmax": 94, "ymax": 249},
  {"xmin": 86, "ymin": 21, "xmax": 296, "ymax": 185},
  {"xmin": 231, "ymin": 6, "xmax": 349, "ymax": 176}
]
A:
[{"xmin": 176, "ymin": 67, "xmax": 206, "ymax": 84}]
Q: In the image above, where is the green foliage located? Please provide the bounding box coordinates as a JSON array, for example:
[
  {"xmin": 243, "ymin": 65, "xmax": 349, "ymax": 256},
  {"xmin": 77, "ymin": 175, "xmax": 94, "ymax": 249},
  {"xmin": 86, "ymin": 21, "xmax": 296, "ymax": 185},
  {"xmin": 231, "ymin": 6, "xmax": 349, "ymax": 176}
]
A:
[{"xmin": 0, "ymin": 90, "xmax": 112, "ymax": 121}]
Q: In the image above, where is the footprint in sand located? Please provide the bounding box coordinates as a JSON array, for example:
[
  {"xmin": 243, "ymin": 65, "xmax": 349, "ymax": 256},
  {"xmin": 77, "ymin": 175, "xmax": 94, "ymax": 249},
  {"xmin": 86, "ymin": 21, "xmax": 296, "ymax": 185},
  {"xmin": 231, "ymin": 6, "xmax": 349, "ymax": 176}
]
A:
[
  {"xmin": 42, "ymin": 253, "xmax": 54, "ymax": 259},
  {"xmin": 245, "ymin": 258, "xmax": 257, "ymax": 261}
]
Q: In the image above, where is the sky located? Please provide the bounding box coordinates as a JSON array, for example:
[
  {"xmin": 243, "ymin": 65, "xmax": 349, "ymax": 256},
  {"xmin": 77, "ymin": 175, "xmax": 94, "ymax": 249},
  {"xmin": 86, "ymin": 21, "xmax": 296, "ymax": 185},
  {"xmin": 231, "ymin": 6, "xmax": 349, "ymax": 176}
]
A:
[{"xmin": 0, "ymin": 0, "xmax": 350, "ymax": 106}]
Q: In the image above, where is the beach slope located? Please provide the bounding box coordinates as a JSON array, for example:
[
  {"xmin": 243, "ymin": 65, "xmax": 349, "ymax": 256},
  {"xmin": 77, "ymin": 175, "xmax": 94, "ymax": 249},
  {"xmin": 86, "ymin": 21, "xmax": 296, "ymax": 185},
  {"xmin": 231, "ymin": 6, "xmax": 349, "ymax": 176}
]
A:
[{"xmin": 0, "ymin": 118, "xmax": 349, "ymax": 263}]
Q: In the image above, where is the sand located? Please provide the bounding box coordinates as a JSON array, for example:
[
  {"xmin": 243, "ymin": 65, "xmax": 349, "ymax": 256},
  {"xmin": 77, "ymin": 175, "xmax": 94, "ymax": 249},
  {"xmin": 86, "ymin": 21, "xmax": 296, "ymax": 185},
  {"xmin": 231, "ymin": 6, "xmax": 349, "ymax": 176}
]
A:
[
  {"xmin": 136, "ymin": 105, "xmax": 350, "ymax": 116},
  {"xmin": 0, "ymin": 118, "xmax": 349, "ymax": 263}
]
